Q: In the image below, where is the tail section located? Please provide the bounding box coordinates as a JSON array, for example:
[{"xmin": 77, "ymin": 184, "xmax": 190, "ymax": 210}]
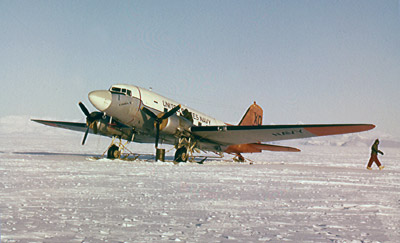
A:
[
  {"xmin": 238, "ymin": 101, "xmax": 263, "ymax": 126},
  {"xmin": 226, "ymin": 102, "xmax": 301, "ymax": 159}
]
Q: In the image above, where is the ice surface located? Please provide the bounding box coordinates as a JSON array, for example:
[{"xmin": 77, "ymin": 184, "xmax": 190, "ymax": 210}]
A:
[{"xmin": 1, "ymin": 117, "xmax": 400, "ymax": 242}]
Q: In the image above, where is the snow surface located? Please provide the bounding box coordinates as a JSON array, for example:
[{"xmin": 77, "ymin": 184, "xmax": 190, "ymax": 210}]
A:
[{"xmin": 1, "ymin": 116, "xmax": 400, "ymax": 242}]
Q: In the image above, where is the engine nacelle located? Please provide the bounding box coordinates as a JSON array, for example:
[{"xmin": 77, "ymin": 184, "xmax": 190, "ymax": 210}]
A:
[
  {"xmin": 95, "ymin": 116, "xmax": 135, "ymax": 141},
  {"xmin": 159, "ymin": 115, "xmax": 193, "ymax": 136}
]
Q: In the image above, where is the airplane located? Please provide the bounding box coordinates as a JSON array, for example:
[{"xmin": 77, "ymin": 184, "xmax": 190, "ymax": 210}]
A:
[{"xmin": 32, "ymin": 84, "xmax": 375, "ymax": 162}]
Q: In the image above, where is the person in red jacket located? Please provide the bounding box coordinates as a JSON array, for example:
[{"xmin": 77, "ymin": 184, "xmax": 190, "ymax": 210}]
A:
[{"xmin": 367, "ymin": 139, "xmax": 384, "ymax": 170}]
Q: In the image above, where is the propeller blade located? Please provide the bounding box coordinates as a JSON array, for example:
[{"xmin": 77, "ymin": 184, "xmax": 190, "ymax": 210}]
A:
[
  {"xmin": 141, "ymin": 107, "xmax": 158, "ymax": 120},
  {"xmin": 82, "ymin": 127, "xmax": 89, "ymax": 145},
  {"xmin": 155, "ymin": 123, "xmax": 160, "ymax": 149},
  {"xmin": 79, "ymin": 102, "xmax": 90, "ymax": 117},
  {"xmin": 161, "ymin": 105, "xmax": 181, "ymax": 119},
  {"xmin": 142, "ymin": 104, "xmax": 181, "ymax": 158}
]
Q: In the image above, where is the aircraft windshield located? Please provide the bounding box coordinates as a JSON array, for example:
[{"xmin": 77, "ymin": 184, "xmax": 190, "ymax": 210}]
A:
[{"xmin": 110, "ymin": 87, "xmax": 132, "ymax": 96}]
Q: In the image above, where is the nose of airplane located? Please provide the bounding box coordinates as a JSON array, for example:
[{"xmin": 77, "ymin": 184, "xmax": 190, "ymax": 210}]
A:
[{"xmin": 88, "ymin": 90, "xmax": 112, "ymax": 112}]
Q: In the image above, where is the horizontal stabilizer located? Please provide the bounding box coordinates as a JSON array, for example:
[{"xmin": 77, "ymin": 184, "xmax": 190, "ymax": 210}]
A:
[
  {"xmin": 225, "ymin": 143, "xmax": 300, "ymax": 154},
  {"xmin": 251, "ymin": 143, "xmax": 301, "ymax": 152}
]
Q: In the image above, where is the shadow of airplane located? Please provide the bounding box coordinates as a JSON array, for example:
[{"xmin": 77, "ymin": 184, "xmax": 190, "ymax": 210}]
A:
[{"xmin": 10, "ymin": 151, "xmax": 214, "ymax": 163}]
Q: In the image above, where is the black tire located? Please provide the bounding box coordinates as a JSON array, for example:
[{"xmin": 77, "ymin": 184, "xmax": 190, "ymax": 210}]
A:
[
  {"xmin": 107, "ymin": 145, "xmax": 119, "ymax": 159},
  {"xmin": 174, "ymin": 147, "xmax": 188, "ymax": 162}
]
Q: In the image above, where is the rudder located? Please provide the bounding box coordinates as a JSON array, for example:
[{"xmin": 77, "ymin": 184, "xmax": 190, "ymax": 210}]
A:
[{"xmin": 238, "ymin": 101, "xmax": 263, "ymax": 126}]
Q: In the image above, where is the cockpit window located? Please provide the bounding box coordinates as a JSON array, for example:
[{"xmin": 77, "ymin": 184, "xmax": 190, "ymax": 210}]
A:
[
  {"xmin": 111, "ymin": 87, "xmax": 121, "ymax": 93},
  {"xmin": 110, "ymin": 87, "xmax": 132, "ymax": 96}
]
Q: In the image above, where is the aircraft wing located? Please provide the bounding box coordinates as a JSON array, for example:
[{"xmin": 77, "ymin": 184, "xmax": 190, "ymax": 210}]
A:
[
  {"xmin": 32, "ymin": 119, "xmax": 88, "ymax": 133},
  {"xmin": 191, "ymin": 124, "xmax": 375, "ymax": 146}
]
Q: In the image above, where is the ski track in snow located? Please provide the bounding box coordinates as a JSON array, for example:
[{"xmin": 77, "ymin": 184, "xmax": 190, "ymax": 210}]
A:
[{"xmin": 1, "ymin": 133, "xmax": 400, "ymax": 242}]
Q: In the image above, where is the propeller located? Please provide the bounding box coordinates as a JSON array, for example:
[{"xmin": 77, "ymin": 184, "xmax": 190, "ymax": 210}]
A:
[
  {"xmin": 141, "ymin": 105, "xmax": 181, "ymax": 149},
  {"xmin": 79, "ymin": 102, "xmax": 104, "ymax": 145}
]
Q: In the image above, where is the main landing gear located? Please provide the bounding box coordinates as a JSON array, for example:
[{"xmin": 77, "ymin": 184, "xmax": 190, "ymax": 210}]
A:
[
  {"xmin": 174, "ymin": 147, "xmax": 189, "ymax": 162},
  {"xmin": 102, "ymin": 136, "xmax": 201, "ymax": 163},
  {"xmin": 173, "ymin": 137, "xmax": 197, "ymax": 162},
  {"xmin": 104, "ymin": 137, "xmax": 135, "ymax": 160},
  {"xmin": 107, "ymin": 144, "xmax": 120, "ymax": 159}
]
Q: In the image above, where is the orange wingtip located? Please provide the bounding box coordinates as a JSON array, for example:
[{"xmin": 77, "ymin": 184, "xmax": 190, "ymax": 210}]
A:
[{"xmin": 305, "ymin": 124, "xmax": 375, "ymax": 136}]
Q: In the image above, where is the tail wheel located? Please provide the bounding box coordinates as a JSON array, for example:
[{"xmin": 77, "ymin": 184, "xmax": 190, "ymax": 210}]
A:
[
  {"xmin": 233, "ymin": 153, "xmax": 245, "ymax": 162},
  {"xmin": 237, "ymin": 154, "xmax": 245, "ymax": 162},
  {"xmin": 107, "ymin": 145, "xmax": 120, "ymax": 159},
  {"xmin": 174, "ymin": 147, "xmax": 188, "ymax": 162}
]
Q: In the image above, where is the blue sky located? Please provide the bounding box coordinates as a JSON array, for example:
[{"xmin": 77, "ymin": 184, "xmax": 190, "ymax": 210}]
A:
[{"xmin": 1, "ymin": 0, "xmax": 399, "ymax": 137}]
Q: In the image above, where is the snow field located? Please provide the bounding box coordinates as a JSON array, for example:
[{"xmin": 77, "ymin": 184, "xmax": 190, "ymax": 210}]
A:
[{"xmin": 1, "ymin": 125, "xmax": 400, "ymax": 242}]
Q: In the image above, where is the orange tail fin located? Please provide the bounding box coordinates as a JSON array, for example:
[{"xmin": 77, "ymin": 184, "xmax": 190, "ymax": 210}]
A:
[{"xmin": 239, "ymin": 102, "xmax": 263, "ymax": 126}]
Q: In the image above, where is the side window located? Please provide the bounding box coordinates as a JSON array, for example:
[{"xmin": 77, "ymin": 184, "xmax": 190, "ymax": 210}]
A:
[{"xmin": 127, "ymin": 90, "xmax": 132, "ymax": 96}]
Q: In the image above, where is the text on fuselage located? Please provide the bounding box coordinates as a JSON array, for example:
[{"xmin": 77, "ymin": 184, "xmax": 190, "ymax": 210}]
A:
[{"xmin": 163, "ymin": 100, "xmax": 211, "ymax": 125}]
